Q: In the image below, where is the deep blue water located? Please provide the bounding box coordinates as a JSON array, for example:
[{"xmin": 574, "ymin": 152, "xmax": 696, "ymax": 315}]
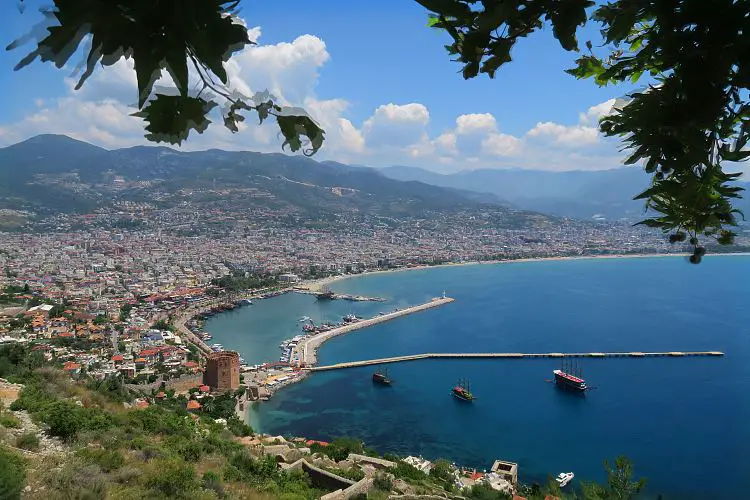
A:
[{"xmin": 205, "ymin": 256, "xmax": 750, "ymax": 499}]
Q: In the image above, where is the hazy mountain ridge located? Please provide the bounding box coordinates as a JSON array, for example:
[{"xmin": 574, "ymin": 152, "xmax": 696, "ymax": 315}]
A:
[{"xmin": 380, "ymin": 165, "xmax": 750, "ymax": 221}]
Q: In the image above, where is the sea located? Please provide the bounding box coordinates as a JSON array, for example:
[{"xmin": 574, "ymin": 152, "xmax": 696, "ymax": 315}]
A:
[{"xmin": 203, "ymin": 255, "xmax": 750, "ymax": 499}]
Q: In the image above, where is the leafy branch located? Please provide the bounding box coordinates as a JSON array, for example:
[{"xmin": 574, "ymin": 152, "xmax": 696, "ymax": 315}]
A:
[
  {"xmin": 418, "ymin": 0, "xmax": 748, "ymax": 262},
  {"xmin": 7, "ymin": 0, "xmax": 325, "ymax": 155}
]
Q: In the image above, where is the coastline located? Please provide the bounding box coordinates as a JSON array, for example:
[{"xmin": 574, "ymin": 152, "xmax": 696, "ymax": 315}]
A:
[
  {"xmin": 242, "ymin": 251, "xmax": 750, "ymax": 399},
  {"xmin": 302, "ymin": 252, "xmax": 750, "ymax": 293}
]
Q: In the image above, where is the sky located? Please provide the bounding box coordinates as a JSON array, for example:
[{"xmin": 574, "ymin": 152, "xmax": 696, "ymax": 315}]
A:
[{"xmin": 0, "ymin": 0, "xmax": 646, "ymax": 173}]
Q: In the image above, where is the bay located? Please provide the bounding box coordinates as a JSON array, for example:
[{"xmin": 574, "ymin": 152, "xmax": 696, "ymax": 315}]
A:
[{"xmin": 204, "ymin": 256, "xmax": 750, "ymax": 499}]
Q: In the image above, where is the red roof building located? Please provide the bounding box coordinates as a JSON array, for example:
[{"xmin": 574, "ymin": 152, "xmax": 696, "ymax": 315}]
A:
[
  {"xmin": 199, "ymin": 385, "xmax": 210, "ymax": 393},
  {"xmin": 186, "ymin": 400, "xmax": 201, "ymax": 410},
  {"xmin": 305, "ymin": 440, "xmax": 329, "ymax": 447},
  {"xmin": 63, "ymin": 361, "xmax": 81, "ymax": 371},
  {"xmin": 111, "ymin": 354, "xmax": 124, "ymax": 362}
]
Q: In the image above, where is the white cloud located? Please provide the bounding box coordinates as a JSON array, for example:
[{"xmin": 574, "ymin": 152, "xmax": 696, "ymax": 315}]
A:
[
  {"xmin": 361, "ymin": 103, "xmax": 429, "ymax": 149},
  {"xmin": 579, "ymin": 98, "xmax": 616, "ymax": 126},
  {"xmin": 526, "ymin": 122, "xmax": 600, "ymax": 147},
  {"xmin": 0, "ymin": 23, "xmax": 625, "ymax": 172},
  {"xmin": 455, "ymin": 113, "xmax": 497, "ymax": 134},
  {"xmin": 482, "ymin": 133, "xmax": 522, "ymax": 157}
]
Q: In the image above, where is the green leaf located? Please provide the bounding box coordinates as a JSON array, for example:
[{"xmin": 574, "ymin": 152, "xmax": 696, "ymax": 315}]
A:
[
  {"xmin": 275, "ymin": 109, "xmax": 326, "ymax": 156},
  {"xmin": 132, "ymin": 94, "xmax": 217, "ymax": 145}
]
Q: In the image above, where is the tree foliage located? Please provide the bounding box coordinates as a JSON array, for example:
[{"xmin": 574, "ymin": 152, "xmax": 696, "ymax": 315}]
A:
[
  {"xmin": 418, "ymin": 0, "xmax": 749, "ymax": 260},
  {"xmin": 8, "ymin": 0, "xmax": 325, "ymax": 155},
  {"xmin": 581, "ymin": 455, "xmax": 646, "ymax": 499}
]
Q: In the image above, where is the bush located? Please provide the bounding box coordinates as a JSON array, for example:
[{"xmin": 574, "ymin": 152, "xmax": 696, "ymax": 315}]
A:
[
  {"xmin": 202, "ymin": 471, "xmax": 225, "ymax": 498},
  {"xmin": 14, "ymin": 432, "xmax": 40, "ymax": 451},
  {"xmin": 227, "ymin": 417, "xmax": 253, "ymax": 437},
  {"xmin": 145, "ymin": 458, "xmax": 198, "ymax": 497},
  {"xmin": 0, "ymin": 412, "xmax": 21, "ymax": 428},
  {"xmin": 390, "ymin": 460, "xmax": 427, "ymax": 482},
  {"xmin": 0, "ymin": 446, "xmax": 26, "ymax": 499},
  {"xmin": 76, "ymin": 448, "xmax": 125, "ymax": 472},
  {"xmin": 373, "ymin": 473, "xmax": 393, "ymax": 492}
]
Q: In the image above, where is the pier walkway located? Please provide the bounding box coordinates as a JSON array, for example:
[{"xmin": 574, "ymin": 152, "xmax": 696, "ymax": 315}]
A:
[
  {"xmin": 307, "ymin": 351, "xmax": 725, "ymax": 371},
  {"xmin": 293, "ymin": 296, "xmax": 455, "ymax": 365}
]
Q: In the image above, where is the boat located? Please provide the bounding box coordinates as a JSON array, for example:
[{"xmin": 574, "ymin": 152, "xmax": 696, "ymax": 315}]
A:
[
  {"xmin": 244, "ymin": 299, "xmax": 253, "ymax": 305},
  {"xmin": 553, "ymin": 359, "xmax": 587, "ymax": 392},
  {"xmin": 372, "ymin": 368, "xmax": 392, "ymax": 385},
  {"xmin": 316, "ymin": 289, "xmax": 335, "ymax": 301},
  {"xmin": 343, "ymin": 313, "xmax": 358, "ymax": 323},
  {"xmin": 452, "ymin": 379, "xmax": 474, "ymax": 401},
  {"xmin": 556, "ymin": 472, "xmax": 574, "ymax": 487}
]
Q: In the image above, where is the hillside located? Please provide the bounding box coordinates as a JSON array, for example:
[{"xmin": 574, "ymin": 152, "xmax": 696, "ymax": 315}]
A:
[
  {"xmin": 0, "ymin": 135, "xmax": 531, "ymax": 228},
  {"xmin": 380, "ymin": 166, "xmax": 750, "ymax": 222}
]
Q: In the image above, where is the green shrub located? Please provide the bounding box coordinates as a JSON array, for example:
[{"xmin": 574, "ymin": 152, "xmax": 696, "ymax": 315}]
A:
[
  {"xmin": 146, "ymin": 458, "xmax": 198, "ymax": 497},
  {"xmin": 14, "ymin": 432, "xmax": 40, "ymax": 451},
  {"xmin": 373, "ymin": 472, "xmax": 394, "ymax": 492},
  {"xmin": 0, "ymin": 446, "xmax": 26, "ymax": 499},
  {"xmin": 202, "ymin": 470, "xmax": 225, "ymax": 498},
  {"xmin": 76, "ymin": 448, "xmax": 125, "ymax": 472},
  {"xmin": 0, "ymin": 412, "xmax": 21, "ymax": 428},
  {"xmin": 390, "ymin": 460, "xmax": 427, "ymax": 481}
]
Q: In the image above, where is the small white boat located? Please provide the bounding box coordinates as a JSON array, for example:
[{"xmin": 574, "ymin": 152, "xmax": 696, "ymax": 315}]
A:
[{"xmin": 556, "ymin": 472, "xmax": 574, "ymax": 487}]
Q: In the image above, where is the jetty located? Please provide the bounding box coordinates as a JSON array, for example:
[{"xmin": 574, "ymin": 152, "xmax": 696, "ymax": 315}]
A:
[
  {"xmin": 292, "ymin": 296, "xmax": 455, "ymax": 365},
  {"xmin": 307, "ymin": 351, "xmax": 725, "ymax": 371}
]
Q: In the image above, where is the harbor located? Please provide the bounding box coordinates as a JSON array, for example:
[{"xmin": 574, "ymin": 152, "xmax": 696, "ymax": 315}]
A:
[{"xmin": 291, "ymin": 294, "xmax": 455, "ymax": 366}]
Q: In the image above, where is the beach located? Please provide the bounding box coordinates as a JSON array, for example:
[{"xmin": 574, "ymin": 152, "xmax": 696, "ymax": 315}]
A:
[{"xmin": 301, "ymin": 252, "xmax": 750, "ymax": 293}]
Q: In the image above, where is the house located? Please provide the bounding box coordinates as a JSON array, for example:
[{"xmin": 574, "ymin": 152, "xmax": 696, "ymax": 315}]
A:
[
  {"xmin": 63, "ymin": 361, "xmax": 81, "ymax": 375},
  {"xmin": 186, "ymin": 400, "xmax": 201, "ymax": 411}
]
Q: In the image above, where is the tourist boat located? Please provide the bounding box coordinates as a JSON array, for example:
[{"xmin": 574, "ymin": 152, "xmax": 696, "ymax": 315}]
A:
[
  {"xmin": 553, "ymin": 359, "xmax": 587, "ymax": 392},
  {"xmin": 452, "ymin": 379, "xmax": 474, "ymax": 401},
  {"xmin": 556, "ymin": 472, "xmax": 574, "ymax": 487},
  {"xmin": 372, "ymin": 368, "xmax": 392, "ymax": 385},
  {"xmin": 244, "ymin": 299, "xmax": 253, "ymax": 305},
  {"xmin": 343, "ymin": 313, "xmax": 358, "ymax": 323}
]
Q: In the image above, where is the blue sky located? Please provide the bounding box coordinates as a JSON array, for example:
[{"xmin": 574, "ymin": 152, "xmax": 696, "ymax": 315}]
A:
[{"xmin": 0, "ymin": 0, "xmax": 641, "ymax": 172}]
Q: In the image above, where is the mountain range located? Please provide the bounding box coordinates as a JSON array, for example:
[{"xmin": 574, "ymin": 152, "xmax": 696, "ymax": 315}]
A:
[
  {"xmin": 0, "ymin": 135, "xmax": 527, "ymax": 229},
  {"xmin": 379, "ymin": 165, "xmax": 750, "ymax": 221}
]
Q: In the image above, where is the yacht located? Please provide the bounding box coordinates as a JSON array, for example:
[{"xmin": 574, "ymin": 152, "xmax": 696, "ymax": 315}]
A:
[{"xmin": 556, "ymin": 472, "xmax": 574, "ymax": 488}]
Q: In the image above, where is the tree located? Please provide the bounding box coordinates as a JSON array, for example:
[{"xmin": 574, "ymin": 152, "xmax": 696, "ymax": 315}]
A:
[
  {"xmin": 417, "ymin": 0, "xmax": 748, "ymax": 261},
  {"xmin": 8, "ymin": 0, "xmax": 325, "ymax": 155},
  {"xmin": 581, "ymin": 455, "xmax": 646, "ymax": 499}
]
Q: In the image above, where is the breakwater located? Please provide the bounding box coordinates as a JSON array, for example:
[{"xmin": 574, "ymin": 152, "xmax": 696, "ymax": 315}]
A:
[
  {"xmin": 292, "ymin": 296, "xmax": 455, "ymax": 366},
  {"xmin": 308, "ymin": 351, "xmax": 725, "ymax": 371}
]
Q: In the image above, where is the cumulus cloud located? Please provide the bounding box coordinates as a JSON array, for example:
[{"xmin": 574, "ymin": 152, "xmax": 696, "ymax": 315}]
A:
[
  {"xmin": 361, "ymin": 103, "xmax": 429, "ymax": 149},
  {"xmin": 526, "ymin": 122, "xmax": 600, "ymax": 147},
  {"xmin": 0, "ymin": 21, "xmax": 626, "ymax": 172}
]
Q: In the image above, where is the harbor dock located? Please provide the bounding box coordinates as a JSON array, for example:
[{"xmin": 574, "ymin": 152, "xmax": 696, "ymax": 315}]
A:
[
  {"xmin": 307, "ymin": 351, "xmax": 725, "ymax": 371},
  {"xmin": 292, "ymin": 296, "xmax": 455, "ymax": 365}
]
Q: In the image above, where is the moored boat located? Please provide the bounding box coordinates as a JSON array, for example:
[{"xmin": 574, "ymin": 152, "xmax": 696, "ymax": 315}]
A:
[
  {"xmin": 452, "ymin": 379, "xmax": 474, "ymax": 401},
  {"xmin": 553, "ymin": 359, "xmax": 587, "ymax": 392},
  {"xmin": 372, "ymin": 368, "xmax": 392, "ymax": 385},
  {"xmin": 556, "ymin": 472, "xmax": 574, "ymax": 487}
]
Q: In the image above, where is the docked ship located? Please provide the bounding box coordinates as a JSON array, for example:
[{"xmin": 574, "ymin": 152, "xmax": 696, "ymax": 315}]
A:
[
  {"xmin": 372, "ymin": 368, "xmax": 392, "ymax": 385},
  {"xmin": 553, "ymin": 359, "xmax": 587, "ymax": 392},
  {"xmin": 451, "ymin": 379, "xmax": 474, "ymax": 402},
  {"xmin": 316, "ymin": 288, "xmax": 335, "ymax": 301}
]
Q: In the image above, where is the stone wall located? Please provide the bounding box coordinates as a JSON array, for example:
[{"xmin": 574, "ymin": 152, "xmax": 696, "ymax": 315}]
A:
[
  {"xmin": 124, "ymin": 373, "xmax": 203, "ymax": 393},
  {"xmin": 286, "ymin": 458, "xmax": 355, "ymax": 491}
]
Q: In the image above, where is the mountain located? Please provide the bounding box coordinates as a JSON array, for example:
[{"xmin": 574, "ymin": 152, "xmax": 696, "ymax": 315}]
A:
[
  {"xmin": 0, "ymin": 135, "xmax": 541, "ymax": 228},
  {"xmin": 380, "ymin": 165, "xmax": 750, "ymax": 221}
]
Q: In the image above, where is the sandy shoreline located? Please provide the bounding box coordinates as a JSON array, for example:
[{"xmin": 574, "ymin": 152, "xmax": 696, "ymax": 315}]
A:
[{"xmin": 301, "ymin": 252, "xmax": 750, "ymax": 293}]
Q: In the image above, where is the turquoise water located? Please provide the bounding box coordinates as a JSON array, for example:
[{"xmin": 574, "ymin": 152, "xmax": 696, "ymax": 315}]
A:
[{"xmin": 204, "ymin": 256, "xmax": 750, "ymax": 498}]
